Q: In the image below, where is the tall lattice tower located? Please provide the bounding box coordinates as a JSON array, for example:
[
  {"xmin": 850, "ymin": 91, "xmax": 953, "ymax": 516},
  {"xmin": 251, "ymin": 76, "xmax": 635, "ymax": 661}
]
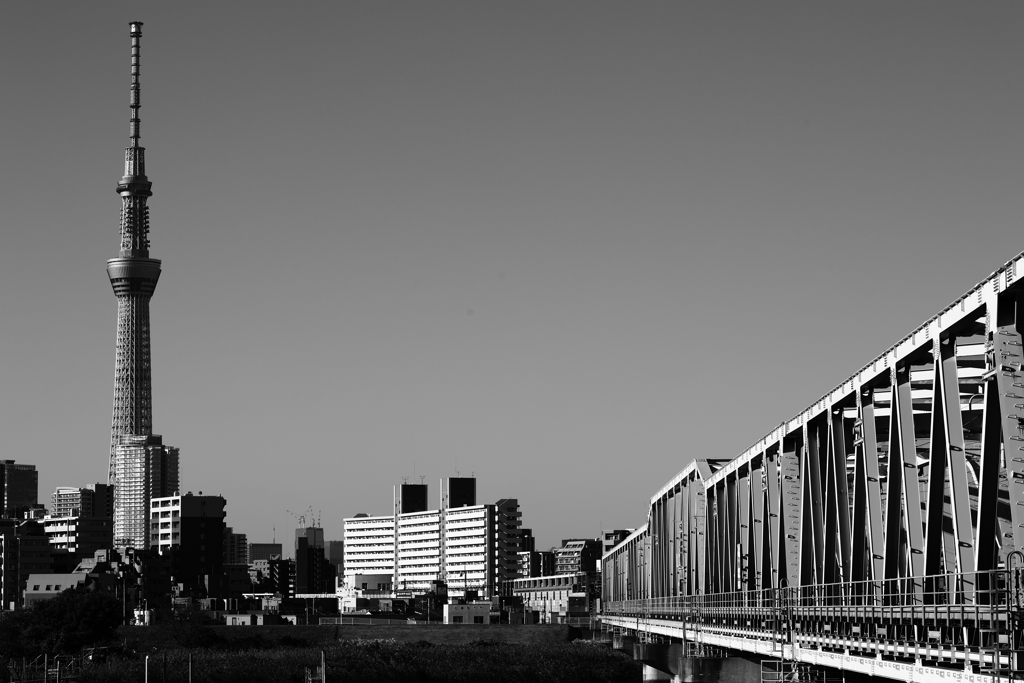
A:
[{"xmin": 107, "ymin": 22, "xmax": 178, "ymax": 549}]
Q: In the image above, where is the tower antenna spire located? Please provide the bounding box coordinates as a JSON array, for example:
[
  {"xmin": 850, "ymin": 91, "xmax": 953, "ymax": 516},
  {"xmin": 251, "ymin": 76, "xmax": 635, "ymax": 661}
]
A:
[
  {"xmin": 129, "ymin": 21, "xmax": 143, "ymax": 149},
  {"xmin": 117, "ymin": 21, "xmax": 153, "ymax": 258}
]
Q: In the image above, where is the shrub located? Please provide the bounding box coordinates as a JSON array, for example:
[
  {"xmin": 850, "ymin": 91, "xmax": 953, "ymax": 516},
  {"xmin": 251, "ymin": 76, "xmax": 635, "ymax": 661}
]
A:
[
  {"xmin": 0, "ymin": 587, "xmax": 122, "ymax": 658},
  {"xmin": 76, "ymin": 640, "xmax": 641, "ymax": 683}
]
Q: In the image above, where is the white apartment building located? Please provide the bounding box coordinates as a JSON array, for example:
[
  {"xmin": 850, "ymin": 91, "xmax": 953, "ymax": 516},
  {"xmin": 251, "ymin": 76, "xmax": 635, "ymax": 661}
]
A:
[
  {"xmin": 149, "ymin": 493, "xmax": 225, "ymax": 552},
  {"xmin": 444, "ymin": 505, "xmax": 490, "ymax": 593},
  {"xmin": 396, "ymin": 509, "xmax": 441, "ymax": 590},
  {"xmin": 343, "ymin": 514, "xmax": 396, "ymax": 579},
  {"xmin": 41, "ymin": 516, "xmax": 112, "ymax": 556},
  {"xmin": 343, "ymin": 494, "xmax": 521, "ymax": 598}
]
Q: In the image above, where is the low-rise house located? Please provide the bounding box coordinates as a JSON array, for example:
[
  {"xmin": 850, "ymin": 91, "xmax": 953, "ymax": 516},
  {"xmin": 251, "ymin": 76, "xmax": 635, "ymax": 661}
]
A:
[
  {"xmin": 507, "ymin": 571, "xmax": 599, "ymax": 624},
  {"xmin": 442, "ymin": 601, "xmax": 492, "ymax": 624}
]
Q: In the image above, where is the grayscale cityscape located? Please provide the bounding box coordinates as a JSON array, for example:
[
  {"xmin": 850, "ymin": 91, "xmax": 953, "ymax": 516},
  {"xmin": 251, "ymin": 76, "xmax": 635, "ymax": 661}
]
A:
[{"xmin": 2, "ymin": 5, "xmax": 1024, "ymax": 683}]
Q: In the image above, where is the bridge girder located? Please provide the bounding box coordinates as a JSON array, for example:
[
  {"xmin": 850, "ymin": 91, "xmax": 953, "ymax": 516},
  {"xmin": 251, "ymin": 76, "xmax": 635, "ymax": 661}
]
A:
[{"xmin": 603, "ymin": 252, "xmax": 1024, "ymax": 677}]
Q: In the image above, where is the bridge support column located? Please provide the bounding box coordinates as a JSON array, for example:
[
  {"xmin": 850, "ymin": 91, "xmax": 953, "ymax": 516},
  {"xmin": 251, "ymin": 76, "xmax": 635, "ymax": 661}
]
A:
[
  {"xmin": 642, "ymin": 664, "xmax": 671, "ymax": 681},
  {"xmin": 635, "ymin": 643, "xmax": 678, "ymax": 680},
  {"xmin": 613, "ymin": 633, "xmax": 636, "ymax": 652}
]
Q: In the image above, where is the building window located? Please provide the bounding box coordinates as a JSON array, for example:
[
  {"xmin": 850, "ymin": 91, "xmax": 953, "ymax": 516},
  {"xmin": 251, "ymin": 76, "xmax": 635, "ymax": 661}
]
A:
[
  {"xmin": 473, "ymin": 616, "xmax": 484, "ymax": 624},
  {"xmin": 453, "ymin": 616, "xmax": 463, "ymax": 623}
]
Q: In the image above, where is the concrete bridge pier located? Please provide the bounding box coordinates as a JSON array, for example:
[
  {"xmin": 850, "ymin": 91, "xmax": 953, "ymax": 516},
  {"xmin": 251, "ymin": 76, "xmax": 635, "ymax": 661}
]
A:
[
  {"xmin": 634, "ymin": 643, "xmax": 670, "ymax": 670},
  {"xmin": 642, "ymin": 664, "xmax": 671, "ymax": 681},
  {"xmin": 612, "ymin": 632, "xmax": 637, "ymax": 652},
  {"xmin": 669, "ymin": 650, "xmax": 763, "ymax": 683},
  {"xmin": 628, "ymin": 639, "xmax": 775, "ymax": 682}
]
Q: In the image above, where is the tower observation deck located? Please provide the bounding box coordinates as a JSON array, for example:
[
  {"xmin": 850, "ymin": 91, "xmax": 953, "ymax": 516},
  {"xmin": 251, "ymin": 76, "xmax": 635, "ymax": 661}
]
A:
[{"xmin": 107, "ymin": 22, "xmax": 178, "ymax": 549}]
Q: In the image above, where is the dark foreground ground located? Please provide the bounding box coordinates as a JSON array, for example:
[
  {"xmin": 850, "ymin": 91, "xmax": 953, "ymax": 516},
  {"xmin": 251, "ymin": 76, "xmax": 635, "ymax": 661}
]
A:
[
  {"xmin": 78, "ymin": 626, "xmax": 639, "ymax": 683},
  {"xmin": 119, "ymin": 622, "xmax": 584, "ymax": 649}
]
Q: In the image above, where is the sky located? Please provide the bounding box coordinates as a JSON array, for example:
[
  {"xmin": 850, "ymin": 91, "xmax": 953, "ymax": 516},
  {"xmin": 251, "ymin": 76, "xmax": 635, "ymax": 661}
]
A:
[{"xmin": 1, "ymin": 2, "xmax": 1023, "ymax": 553}]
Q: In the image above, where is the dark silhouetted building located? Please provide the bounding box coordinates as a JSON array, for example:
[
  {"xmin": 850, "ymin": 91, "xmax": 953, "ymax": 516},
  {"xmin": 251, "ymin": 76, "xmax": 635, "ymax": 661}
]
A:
[
  {"xmin": 224, "ymin": 527, "xmax": 248, "ymax": 564},
  {"xmin": 517, "ymin": 550, "xmax": 555, "ymax": 578},
  {"xmin": 42, "ymin": 516, "xmax": 113, "ymax": 560},
  {"xmin": 0, "ymin": 461, "xmax": 38, "ymax": 520},
  {"xmin": 0, "ymin": 520, "xmax": 16, "ymax": 610},
  {"xmin": 268, "ymin": 556, "xmax": 293, "ymax": 596},
  {"xmin": 326, "ymin": 540, "xmax": 344, "ymax": 576},
  {"xmin": 601, "ymin": 529, "xmax": 632, "ymax": 555},
  {"xmin": 249, "ymin": 542, "xmax": 282, "ymax": 562},
  {"xmin": 150, "ymin": 493, "xmax": 226, "ymax": 597},
  {"xmin": 519, "ymin": 528, "xmax": 536, "ymax": 553},
  {"xmin": 295, "ymin": 527, "xmax": 335, "ymax": 594}
]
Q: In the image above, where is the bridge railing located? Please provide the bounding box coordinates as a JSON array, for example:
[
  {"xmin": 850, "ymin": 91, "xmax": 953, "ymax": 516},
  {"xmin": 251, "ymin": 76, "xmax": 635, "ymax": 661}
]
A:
[{"xmin": 604, "ymin": 568, "xmax": 1022, "ymax": 625}]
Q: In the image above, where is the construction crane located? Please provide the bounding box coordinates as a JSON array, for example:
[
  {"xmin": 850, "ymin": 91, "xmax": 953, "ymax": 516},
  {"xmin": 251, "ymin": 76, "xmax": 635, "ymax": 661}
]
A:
[
  {"xmin": 286, "ymin": 509, "xmax": 308, "ymax": 528},
  {"xmin": 286, "ymin": 506, "xmax": 321, "ymax": 529}
]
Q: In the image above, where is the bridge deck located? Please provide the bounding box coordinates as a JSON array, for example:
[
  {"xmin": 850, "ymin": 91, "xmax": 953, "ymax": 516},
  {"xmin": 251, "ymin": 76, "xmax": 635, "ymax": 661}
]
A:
[{"xmin": 604, "ymin": 571, "xmax": 1024, "ymax": 682}]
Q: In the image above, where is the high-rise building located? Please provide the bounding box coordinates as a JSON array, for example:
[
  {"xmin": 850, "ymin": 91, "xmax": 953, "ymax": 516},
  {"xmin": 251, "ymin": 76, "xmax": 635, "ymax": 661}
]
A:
[
  {"xmin": 16, "ymin": 521, "xmax": 52, "ymax": 604},
  {"xmin": 51, "ymin": 484, "xmax": 113, "ymax": 519},
  {"xmin": 0, "ymin": 461, "xmax": 37, "ymax": 520},
  {"xmin": 150, "ymin": 493, "xmax": 226, "ymax": 597},
  {"xmin": 113, "ymin": 435, "xmax": 179, "ymax": 548},
  {"xmin": 344, "ymin": 514, "xmax": 395, "ymax": 579},
  {"xmin": 295, "ymin": 526, "xmax": 324, "ymax": 551},
  {"xmin": 105, "ymin": 23, "xmax": 179, "ymax": 551},
  {"xmin": 224, "ymin": 527, "xmax": 249, "ymax": 565},
  {"xmin": 267, "ymin": 556, "xmax": 293, "ymax": 597},
  {"xmin": 555, "ymin": 539, "xmax": 602, "ymax": 575},
  {"xmin": 294, "ymin": 527, "xmax": 334, "ymax": 594},
  {"xmin": 0, "ymin": 521, "xmax": 54, "ymax": 611},
  {"xmin": 325, "ymin": 540, "xmax": 344, "ymax": 576},
  {"xmin": 0, "ymin": 520, "xmax": 18, "ymax": 610},
  {"xmin": 519, "ymin": 528, "xmax": 536, "ymax": 553}
]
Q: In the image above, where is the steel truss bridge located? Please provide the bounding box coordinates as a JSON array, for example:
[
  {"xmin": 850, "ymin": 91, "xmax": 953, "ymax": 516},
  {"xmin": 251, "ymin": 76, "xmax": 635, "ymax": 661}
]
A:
[{"xmin": 602, "ymin": 251, "xmax": 1024, "ymax": 682}]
